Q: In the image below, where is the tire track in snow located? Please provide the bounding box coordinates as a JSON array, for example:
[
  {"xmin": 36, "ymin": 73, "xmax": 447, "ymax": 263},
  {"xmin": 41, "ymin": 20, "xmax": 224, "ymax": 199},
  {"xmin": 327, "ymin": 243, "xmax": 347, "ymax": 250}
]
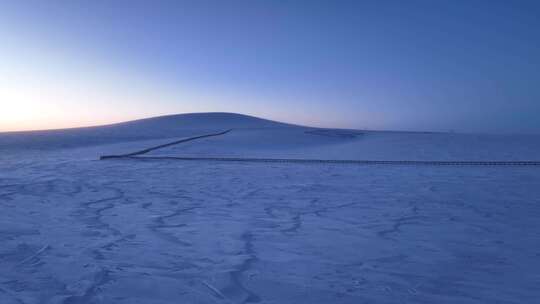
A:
[
  {"xmin": 230, "ymin": 232, "xmax": 260, "ymax": 303},
  {"xmin": 378, "ymin": 215, "xmax": 430, "ymax": 240},
  {"xmin": 149, "ymin": 206, "xmax": 201, "ymax": 247},
  {"xmin": 282, "ymin": 201, "xmax": 358, "ymax": 234},
  {"xmin": 62, "ymin": 268, "xmax": 112, "ymax": 304},
  {"xmin": 76, "ymin": 186, "xmax": 124, "ymax": 237},
  {"xmin": 211, "ymin": 232, "xmax": 261, "ymax": 304}
]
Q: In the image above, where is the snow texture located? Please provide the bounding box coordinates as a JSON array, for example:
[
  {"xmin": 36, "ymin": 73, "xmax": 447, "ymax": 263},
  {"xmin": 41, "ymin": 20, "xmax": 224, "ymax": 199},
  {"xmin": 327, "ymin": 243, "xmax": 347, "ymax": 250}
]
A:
[{"xmin": 1, "ymin": 113, "xmax": 539, "ymax": 304}]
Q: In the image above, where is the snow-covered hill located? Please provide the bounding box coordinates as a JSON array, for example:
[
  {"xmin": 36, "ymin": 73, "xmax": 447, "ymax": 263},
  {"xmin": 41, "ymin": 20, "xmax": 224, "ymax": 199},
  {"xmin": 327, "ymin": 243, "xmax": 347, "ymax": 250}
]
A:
[
  {"xmin": 3, "ymin": 112, "xmax": 539, "ymax": 161},
  {"xmin": 0, "ymin": 112, "xmax": 298, "ymax": 151}
]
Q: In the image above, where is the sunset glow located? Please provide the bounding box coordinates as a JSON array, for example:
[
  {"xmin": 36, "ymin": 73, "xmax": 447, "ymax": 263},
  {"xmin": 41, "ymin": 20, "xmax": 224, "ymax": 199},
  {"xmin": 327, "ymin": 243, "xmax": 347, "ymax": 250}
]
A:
[{"xmin": 1, "ymin": 1, "xmax": 539, "ymax": 133}]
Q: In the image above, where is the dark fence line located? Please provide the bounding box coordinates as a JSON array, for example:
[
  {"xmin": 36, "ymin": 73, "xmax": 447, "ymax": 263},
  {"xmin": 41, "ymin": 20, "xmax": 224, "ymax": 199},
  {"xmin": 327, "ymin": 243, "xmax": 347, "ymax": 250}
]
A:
[
  {"xmin": 106, "ymin": 156, "xmax": 540, "ymax": 166},
  {"xmin": 100, "ymin": 129, "xmax": 231, "ymax": 160},
  {"xmin": 99, "ymin": 129, "xmax": 540, "ymax": 166}
]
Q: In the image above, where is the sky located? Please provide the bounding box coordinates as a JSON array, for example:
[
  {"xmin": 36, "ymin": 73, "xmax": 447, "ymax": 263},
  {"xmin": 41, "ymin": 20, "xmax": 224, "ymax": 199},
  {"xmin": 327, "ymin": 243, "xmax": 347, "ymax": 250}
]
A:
[{"xmin": 1, "ymin": 0, "xmax": 539, "ymax": 133}]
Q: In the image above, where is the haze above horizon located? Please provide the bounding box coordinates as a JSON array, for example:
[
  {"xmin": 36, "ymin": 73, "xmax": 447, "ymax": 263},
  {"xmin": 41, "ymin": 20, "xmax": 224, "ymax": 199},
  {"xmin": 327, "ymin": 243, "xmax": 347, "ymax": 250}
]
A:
[{"xmin": 1, "ymin": 1, "xmax": 539, "ymax": 133}]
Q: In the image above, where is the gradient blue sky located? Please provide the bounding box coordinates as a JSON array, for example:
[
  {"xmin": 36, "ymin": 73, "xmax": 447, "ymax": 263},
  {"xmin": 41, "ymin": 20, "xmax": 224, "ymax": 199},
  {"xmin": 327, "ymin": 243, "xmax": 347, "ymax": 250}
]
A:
[{"xmin": 1, "ymin": 0, "xmax": 539, "ymax": 132}]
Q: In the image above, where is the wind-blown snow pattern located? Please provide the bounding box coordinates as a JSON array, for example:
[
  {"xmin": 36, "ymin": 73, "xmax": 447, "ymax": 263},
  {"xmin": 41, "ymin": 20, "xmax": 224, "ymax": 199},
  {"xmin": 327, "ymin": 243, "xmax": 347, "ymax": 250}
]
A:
[{"xmin": 1, "ymin": 113, "xmax": 539, "ymax": 303}]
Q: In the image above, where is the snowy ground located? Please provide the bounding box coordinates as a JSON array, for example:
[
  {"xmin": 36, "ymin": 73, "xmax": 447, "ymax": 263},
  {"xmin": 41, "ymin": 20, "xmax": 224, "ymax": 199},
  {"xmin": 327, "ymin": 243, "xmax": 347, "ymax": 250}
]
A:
[{"xmin": 1, "ymin": 113, "xmax": 539, "ymax": 303}]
